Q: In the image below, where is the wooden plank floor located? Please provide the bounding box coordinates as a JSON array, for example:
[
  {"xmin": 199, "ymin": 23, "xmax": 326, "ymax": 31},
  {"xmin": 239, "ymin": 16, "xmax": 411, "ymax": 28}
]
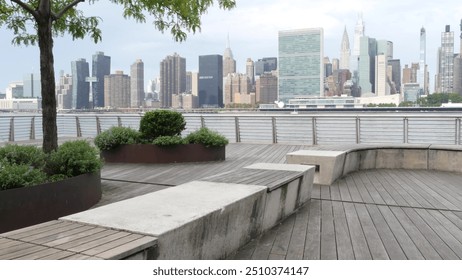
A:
[
  {"xmin": 0, "ymin": 221, "xmax": 157, "ymax": 260},
  {"xmin": 99, "ymin": 143, "xmax": 462, "ymax": 260},
  {"xmin": 231, "ymin": 169, "xmax": 462, "ymax": 260},
  {"xmin": 96, "ymin": 143, "xmax": 312, "ymax": 207}
]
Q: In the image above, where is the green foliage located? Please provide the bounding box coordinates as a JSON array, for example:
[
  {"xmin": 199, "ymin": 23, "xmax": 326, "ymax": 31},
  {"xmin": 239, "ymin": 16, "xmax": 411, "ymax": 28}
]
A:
[
  {"xmin": 399, "ymin": 101, "xmax": 415, "ymax": 107},
  {"xmin": 152, "ymin": 135, "xmax": 187, "ymax": 146},
  {"xmin": 418, "ymin": 93, "xmax": 462, "ymax": 107},
  {"xmin": 46, "ymin": 140, "xmax": 103, "ymax": 177},
  {"xmin": 1, "ymin": 0, "xmax": 236, "ymax": 45},
  {"xmin": 0, "ymin": 144, "xmax": 46, "ymax": 169},
  {"xmin": 139, "ymin": 110, "xmax": 186, "ymax": 142},
  {"xmin": 184, "ymin": 127, "xmax": 229, "ymax": 147},
  {"xmin": 94, "ymin": 126, "xmax": 141, "ymax": 151},
  {"xmin": 0, "ymin": 162, "xmax": 47, "ymax": 190}
]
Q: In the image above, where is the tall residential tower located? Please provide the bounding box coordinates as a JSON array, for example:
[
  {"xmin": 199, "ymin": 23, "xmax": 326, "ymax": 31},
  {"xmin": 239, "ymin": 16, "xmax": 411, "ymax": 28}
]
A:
[
  {"xmin": 436, "ymin": 25, "xmax": 454, "ymax": 93},
  {"xmin": 130, "ymin": 59, "xmax": 145, "ymax": 108},
  {"xmin": 159, "ymin": 53, "xmax": 186, "ymax": 108},
  {"xmin": 418, "ymin": 27, "xmax": 426, "ymax": 96}
]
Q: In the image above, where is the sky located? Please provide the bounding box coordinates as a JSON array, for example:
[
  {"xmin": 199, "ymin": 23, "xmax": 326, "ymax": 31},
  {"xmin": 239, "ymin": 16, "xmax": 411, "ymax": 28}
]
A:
[{"xmin": 1, "ymin": 0, "xmax": 462, "ymax": 93}]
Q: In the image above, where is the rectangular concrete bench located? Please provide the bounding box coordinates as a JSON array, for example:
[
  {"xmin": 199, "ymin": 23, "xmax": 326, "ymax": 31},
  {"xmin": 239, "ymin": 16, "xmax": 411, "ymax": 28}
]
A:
[
  {"xmin": 286, "ymin": 150, "xmax": 346, "ymax": 185},
  {"xmin": 203, "ymin": 163, "xmax": 314, "ymax": 231},
  {"xmin": 62, "ymin": 163, "xmax": 314, "ymax": 260}
]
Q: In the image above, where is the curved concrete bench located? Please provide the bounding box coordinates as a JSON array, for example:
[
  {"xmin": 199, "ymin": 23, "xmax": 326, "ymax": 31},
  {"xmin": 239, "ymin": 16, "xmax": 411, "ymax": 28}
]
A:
[{"xmin": 287, "ymin": 144, "xmax": 462, "ymax": 186}]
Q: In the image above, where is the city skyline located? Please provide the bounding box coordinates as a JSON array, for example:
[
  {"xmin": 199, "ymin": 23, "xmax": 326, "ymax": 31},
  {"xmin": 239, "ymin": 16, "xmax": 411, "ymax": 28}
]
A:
[{"xmin": 1, "ymin": 1, "xmax": 462, "ymax": 93}]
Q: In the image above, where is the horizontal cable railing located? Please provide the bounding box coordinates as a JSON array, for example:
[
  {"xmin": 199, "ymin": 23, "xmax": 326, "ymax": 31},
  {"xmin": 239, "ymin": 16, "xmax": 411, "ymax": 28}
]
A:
[{"xmin": 1, "ymin": 112, "xmax": 462, "ymax": 145}]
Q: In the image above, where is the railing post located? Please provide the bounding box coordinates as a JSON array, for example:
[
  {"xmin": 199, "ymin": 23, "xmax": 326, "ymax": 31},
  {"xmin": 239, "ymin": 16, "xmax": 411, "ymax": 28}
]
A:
[
  {"xmin": 272, "ymin": 116, "xmax": 277, "ymax": 144},
  {"xmin": 9, "ymin": 117, "xmax": 14, "ymax": 142},
  {"xmin": 76, "ymin": 116, "xmax": 82, "ymax": 138},
  {"xmin": 200, "ymin": 116, "xmax": 205, "ymax": 128},
  {"xmin": 356, "ymin": 116, "xmax": 360, "ymax": 144},
  {"xmin": 30, "ymin": 117, "xmax": 35, "ymax": 140},
  {"xmin": 312, "ymin": 117, "xmax": 317, "ymax": 145},
  {"xmin": 404, "ymin": 117, "xmax": 409, "ymax": 144},
  {"xmin": 235, "ymin": 116, "xmax": 241, "ymax": 143},
  {"xmin": 456, "ymin": 118, "xmax": 460, "ymax": 145},
  {"xmin": 117, "ymin": 116, "xmax": 122, "ymax": 127},
  {"xmin": 96, "ymin": 116, "xmax": 101, "ymax": 135}
]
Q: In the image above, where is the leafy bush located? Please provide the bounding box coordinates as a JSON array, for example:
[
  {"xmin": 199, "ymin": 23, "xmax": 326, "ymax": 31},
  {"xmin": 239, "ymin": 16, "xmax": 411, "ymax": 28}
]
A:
[
  {"xmin": 152, "ymin": 135, "xmax": 186, "ymax": 146},
  {"xmin": 139, "ymin": 110, "xmax": 186, "ymax": 142},
  {"xmin": 184, "ymin": 127, "xmax": 229, "ymax": 147},
  {"xmin": 0, "ymin": 162, "xmax": 47, "ymax": 190},
  {"xmin": 94, "ymin": 126, "xmax": 141, "ymax": 151},
  {"xmin": 0, "ymin": 144, "xmax": 46, "ymax": 169},
  {"xmin": 46, "ymin": 140, "xmax": 103, "ymax": 177}
]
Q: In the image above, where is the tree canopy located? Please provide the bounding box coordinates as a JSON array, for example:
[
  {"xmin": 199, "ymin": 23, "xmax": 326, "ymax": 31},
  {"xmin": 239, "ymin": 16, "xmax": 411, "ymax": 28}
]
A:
[
  {"xmin": 1, "ymin": 0, "xmax": 236, "ymax": 45},
  {"xmin": 0, "ymin": 0, "xmax": 236, "ymax": 153}
]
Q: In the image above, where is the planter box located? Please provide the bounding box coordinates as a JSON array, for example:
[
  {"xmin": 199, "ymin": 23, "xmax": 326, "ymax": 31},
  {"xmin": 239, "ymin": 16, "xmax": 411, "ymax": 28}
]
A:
[
  {"xmin": 0, "ymin": 172, "xmax": 101, "ymax": 234},
  {"xmin": 100, "ymin": 144, "xmax": 226, "ymax": 164}
]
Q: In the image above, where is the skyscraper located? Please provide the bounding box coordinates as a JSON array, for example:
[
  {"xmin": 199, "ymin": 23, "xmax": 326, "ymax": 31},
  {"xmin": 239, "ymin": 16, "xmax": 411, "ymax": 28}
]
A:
[
  {"xmin": 198, "ymin": 54, "xmax": 223, "ymax": 108},
  {"xmin": 340, "ymin": 27, "xmax": 350, "ymax": 70},
  {"xmin": 351, "ymin": 13, "xmax": 365, "ymax": 72},
  {"xmin": 375, "ymin": 40, "xmax": 393, "ymax": 96},
  {"xmin": 358, "ymin": 36, "xmax": 377, "ymax": 95},
  {"xmin": 278, "ymin": 28, "xmax": 324, "ymax": 102},
  {"xmin": 453, "ymin": 20, "xmax": 462, "ymax": 96},
  {"xmin": 56, "ymin": 73, "xmax": 72, "ymax": 110},
  {"xmin": 71, "ymin": 59, "xmax": 90, "ymax": 109},
  {"xmin": 91, "ymin": 52, "xmax": 111, "ymax": 108},
  {"xmin": 418, "ymin": 27, "xmax": 426, "ymax": 96},
  {"xmin": 130, "ymin": 59, "xmax": 144, "ymax": 108},
  {"xmin": 23, "ymin": 73, "xmax": 41, "ymax": 98},
  {"xmin": 388, "ymin": 59, "xmax": 401, "ymax": 93},
  {"xmin": 160, "ymin": 53, "xmax": 186, "ymax": 108},
  {"xmin": 104, "ymin": 71, "xmax": 130, "ymax": 108},
  {"xmin": 437, "ymin": 25, "xmax": 454, "ymax": 93},
  {"xmin": 246, "ymin": 58, "xmax": 255, "ymax": 85},
  {"xmin": 254, "ymin": 57, "xmax": 278, "ymax": 76},
  {"xmin": 224, "ymin": 73, "xmax": 250, "ymax": 106},
  {"xmin": 256, "ymin": 72, "xmax": 278, "ymax": 104},
  {"xmin": 223, "ymin": 35, "xmax": 236, "ymax": 77}
]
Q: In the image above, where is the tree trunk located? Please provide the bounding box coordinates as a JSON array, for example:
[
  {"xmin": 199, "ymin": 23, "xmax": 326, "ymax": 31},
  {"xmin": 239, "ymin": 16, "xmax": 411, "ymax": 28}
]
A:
[{"xmin": 37, "ymin": 15, "xmax": 58, "ymax": 153}]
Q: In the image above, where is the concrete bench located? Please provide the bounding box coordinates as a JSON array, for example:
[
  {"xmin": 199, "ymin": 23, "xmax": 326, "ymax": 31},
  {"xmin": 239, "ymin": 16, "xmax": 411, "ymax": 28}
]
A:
[
  {"xmin": 286, "ymin": 150, "xmax": 346, "ymax": 185},
  {"xmin": 203, "ymin": 163, "xmax": 314, "ymax": 231},
  {"xmin": 62, "ymin": 163, "xmax": 314, "ymax": 260},
  {"xmin": 287, "ymin": 144, "xmax": 462, "ymax": 187}
]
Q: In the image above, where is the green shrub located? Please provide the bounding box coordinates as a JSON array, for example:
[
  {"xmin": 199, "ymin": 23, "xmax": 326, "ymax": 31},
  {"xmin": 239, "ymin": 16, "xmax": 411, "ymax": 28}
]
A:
[
  {"xmin": 139, "ymin": 110, "xmax": 186, "ymax": 142},
  {"xmin": 152, "ymin": 135, "xmax": 186, "ymax": 146},
  {"xmin": 94, "ymin": 126, "xmax": 141, "ymax": 151},
  {"xmin": 46, "ymin": 140, "xmax": 103, "ymax": 177},
  {"xmin": 184, "ymin": 127, "xmax": 229, "ymax": 147},
  {"xmin": 0, "ymin": 162, "xmax": 47, "ymax": 190},
  {"xmin": 0, "ymin": 144, "xmax": 46, "ymax": 169}
]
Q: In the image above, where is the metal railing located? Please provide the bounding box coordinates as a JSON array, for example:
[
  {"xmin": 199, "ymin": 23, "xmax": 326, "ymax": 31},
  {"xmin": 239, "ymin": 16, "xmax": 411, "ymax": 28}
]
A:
[{"xmin": 1, "ymin": 112, "xmax": 461, "ymax": 145}]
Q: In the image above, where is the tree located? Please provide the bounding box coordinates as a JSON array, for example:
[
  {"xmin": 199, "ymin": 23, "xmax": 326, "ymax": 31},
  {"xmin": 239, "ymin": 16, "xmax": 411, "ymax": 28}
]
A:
[{"xmin": 0, "ymin": 0, "xmax": 236, "ymax": 153}]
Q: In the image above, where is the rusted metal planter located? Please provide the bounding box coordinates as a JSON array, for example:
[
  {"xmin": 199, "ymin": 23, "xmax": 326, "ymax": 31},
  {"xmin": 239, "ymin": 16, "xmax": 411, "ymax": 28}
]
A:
[
  {"xmin": 0, "ymin": 172, "xmax": 101, "ymax": 234},
  {"xmin": 100, "ymin": 144, "xmax": 226, "ymax": 164}
]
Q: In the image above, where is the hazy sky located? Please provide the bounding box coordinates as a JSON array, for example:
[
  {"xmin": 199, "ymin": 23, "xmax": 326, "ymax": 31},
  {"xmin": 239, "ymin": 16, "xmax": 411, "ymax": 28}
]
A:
[{"xmin": 1, "ymin": 0, "xmax": 462, "ymax": 93}]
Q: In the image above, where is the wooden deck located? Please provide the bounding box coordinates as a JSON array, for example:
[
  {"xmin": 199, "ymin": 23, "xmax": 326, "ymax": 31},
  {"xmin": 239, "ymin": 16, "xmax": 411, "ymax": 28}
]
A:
[
  {"xmin": 231, "ymin": 169, "xmax": 462, "ymax": 260},
  {"xmin": 0, "ymin": 220, "xmax": 157, "ymax": 260},
  {"xmin": 3, "ymin": 142, "xmax": 462, "ymax": 260},
  {"xmin": 98, "ymin": 143, "xmax": 462, "ymax": 260}
]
